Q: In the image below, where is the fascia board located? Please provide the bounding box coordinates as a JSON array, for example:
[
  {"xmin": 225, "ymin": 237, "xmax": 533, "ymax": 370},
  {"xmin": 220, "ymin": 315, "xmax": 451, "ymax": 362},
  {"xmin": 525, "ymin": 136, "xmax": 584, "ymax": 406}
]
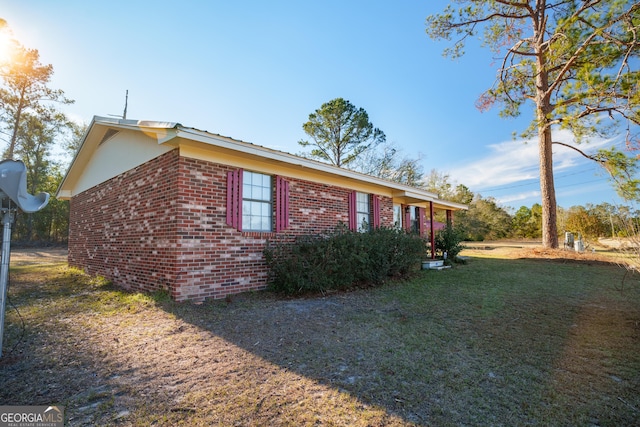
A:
[
  {"xmin": 57, "ymin": 116, "xmax": 467, "ymax": 213},
  {"xmin": 56, "ymin": 116, "xmax": 97, "ymax": 199},
  {"xmin": 174, "ymin": 127, "xmax": 455, "ymax": 206},
  {"xmin": 96, "ymin": 118, "xmax": 179, "ymax": 144}
]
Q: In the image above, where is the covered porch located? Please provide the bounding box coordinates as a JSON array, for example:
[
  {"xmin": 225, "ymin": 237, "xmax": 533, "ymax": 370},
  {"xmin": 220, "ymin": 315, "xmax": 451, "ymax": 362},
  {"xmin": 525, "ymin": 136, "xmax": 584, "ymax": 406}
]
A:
[{"xmin": 392, "ymin": 189, "xmax": 467, "ymax": 259}]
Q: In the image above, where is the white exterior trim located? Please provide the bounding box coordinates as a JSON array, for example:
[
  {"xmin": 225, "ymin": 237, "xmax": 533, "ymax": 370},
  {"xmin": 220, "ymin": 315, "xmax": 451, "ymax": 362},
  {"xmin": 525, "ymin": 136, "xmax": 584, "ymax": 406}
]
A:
[{"xmin": 58, "ymin": 116, "xmax": 467, "ymax": 211}]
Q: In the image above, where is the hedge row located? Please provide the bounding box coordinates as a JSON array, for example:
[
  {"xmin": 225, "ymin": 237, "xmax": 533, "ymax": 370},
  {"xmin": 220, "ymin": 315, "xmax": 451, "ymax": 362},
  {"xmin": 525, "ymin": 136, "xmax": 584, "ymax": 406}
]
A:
[{"xmin": 264, "ymin": 226, "xmax": 427, "ymax": 295}]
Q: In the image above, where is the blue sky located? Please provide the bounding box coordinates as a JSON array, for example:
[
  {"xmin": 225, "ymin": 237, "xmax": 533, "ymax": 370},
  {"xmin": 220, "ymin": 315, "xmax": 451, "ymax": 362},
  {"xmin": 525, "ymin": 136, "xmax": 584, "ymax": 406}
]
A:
[{"xmin": 0, "ymin": 0, "xmax": 627, "ymax": 211}]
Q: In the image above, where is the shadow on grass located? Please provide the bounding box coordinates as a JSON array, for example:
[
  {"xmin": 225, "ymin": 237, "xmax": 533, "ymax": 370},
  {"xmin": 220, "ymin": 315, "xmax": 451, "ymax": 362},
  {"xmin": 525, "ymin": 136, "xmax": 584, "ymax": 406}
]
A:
[
  {"xmin": 154, "ymin": 256, "xmax": 640, "ymax": 425},
  {"xmin": 2, "ymin": 256, "xmax": 640, "ymax": 426},
  {"xmin": 0, "ymin": 264, "xmax": 128, "ymax": 425}
]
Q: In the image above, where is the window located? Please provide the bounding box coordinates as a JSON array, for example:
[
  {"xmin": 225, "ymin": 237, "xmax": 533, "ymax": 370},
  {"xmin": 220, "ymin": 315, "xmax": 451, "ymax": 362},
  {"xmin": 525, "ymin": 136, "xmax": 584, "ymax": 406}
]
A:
[
  {"xmin": 410, "ymin": 206, "xmax": 418, "ymax": 233},
  {"xmin": 396, "ymin": 205, "xmax": 421, "ymax": 233},
  {"xmin": 242, "ymin": 171, "xmax": 272, "ymax": 231},
  {"xmin": 393, "ymin": 204, "xmax": 402, "ymax": 229},
  {"xmin": 227, "ymin": 169, "xmax": 289, "ymax": 232},
  {"xmin": 355, "ymin": 192, "xmax": 370, "ymax": 232},
  {"xmin": 349, "ymin": 191, "xmax": 381, "ymax": 232}
]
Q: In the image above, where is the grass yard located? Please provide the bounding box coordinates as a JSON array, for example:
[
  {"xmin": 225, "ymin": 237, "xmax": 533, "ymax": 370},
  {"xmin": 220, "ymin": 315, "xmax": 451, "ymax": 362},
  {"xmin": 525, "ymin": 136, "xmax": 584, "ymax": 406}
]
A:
[{"xmin": 1, "ymin": 247, "xmax": 639, "ymax": 426}]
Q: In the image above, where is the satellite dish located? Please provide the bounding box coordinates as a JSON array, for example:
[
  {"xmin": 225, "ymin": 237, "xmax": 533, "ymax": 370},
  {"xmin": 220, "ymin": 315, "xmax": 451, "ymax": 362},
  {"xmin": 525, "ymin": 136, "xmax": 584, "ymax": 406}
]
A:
[
  {"xmin": 0, "ymin": 159, "xmax": 50, "ymax": 357},
  {"xmin": 0, "ymin": 159, "xmax": 49, "ymax": 212}
]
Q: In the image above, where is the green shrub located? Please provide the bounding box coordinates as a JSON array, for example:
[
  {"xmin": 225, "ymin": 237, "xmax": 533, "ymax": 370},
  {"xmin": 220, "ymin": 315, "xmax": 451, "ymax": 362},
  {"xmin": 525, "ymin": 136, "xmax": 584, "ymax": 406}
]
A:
[
  {"xmin": 434, "ymin": 224, "xmax": 466, "ymax": 260},
  {"xmin": 264, "ymin": 226, "xmax": 427, "ymax": 295}
]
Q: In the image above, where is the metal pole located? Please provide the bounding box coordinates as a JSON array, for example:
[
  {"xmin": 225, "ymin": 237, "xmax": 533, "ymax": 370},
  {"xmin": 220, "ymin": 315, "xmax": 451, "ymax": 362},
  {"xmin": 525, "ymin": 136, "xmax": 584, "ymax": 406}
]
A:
[{"xmin": 0, "ymin": 209, "xmax": 14, "ymax": 358}]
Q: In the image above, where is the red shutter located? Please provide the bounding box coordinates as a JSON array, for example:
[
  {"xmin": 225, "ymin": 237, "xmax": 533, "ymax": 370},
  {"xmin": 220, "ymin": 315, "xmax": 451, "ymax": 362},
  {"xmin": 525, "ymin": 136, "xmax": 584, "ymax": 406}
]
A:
[
  {"xmin": 275, "ymin": 176, "xmax": 290, "ymax": 232},
  {"xmin": 348, "ymin": 191, "xmax": 357, "ymax": 231},
  {"xmin": 225, "ymin": 170, "xmax": 235, "ymax": 227},
  {"xmin": 372, "ymin": 195, "xmax": 380, "ymax": 229},
  {"xmin": 226, "ymin": 169, "xmax": 243, "ymax": 230},
  {"xmin": 418, "ymin": 207, "xmax": 426, "ymax": 236},
  {"xmin": 403, "ymin": 205, "xmax": 412, "ymax": 232}
]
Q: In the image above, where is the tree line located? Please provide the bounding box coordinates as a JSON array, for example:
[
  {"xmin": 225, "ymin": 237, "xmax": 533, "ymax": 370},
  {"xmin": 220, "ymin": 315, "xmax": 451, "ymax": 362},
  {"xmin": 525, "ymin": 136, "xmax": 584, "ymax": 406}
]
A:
[
  {"xmin": 425, "ymin": 1, "xmax": 640, "ymax": 248},
  {"xmin": 1, "ymin": 4, "xmax": 638, "ymax": 247},
  {"xmin": 0, "ymin": 19, "xmax": 81, "ymax": 244},
  {"xmin": 429, "ymin": 181, "xmax": 636, "ymax": 245},
  {"xmin": 298, "ymin": 97, "xmax": 636, "ymax": 245}
]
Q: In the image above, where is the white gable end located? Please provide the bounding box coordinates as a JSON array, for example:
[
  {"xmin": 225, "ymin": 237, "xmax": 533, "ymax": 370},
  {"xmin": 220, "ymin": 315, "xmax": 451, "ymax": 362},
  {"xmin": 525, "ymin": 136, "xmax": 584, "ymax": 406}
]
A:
[{"xmin": 71, "ymin": 128, "xmax": 174, "ymax": 197}]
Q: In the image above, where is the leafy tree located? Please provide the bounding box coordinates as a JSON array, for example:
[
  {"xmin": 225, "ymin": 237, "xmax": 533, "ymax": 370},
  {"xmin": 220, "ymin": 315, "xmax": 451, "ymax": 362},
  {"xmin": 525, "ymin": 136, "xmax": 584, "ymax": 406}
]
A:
[
  {"xmin": 0, "ymin": 28, "xmax": 73, "ymax": 159},
  {"xmin": 9, "ymin": 114, "xmax": 67, "ymax": 241},
  {"xmin": 352, "ymin": 142, "xmax": 425, "ymax": 186},
  {"xmin": 441, "ymin": 190, "xmax": 512, "ymax": 241},
  {"xmin": 451, "ymin": 184, "xmax": 475, "ymax": 205},
  {"xmin": 512, "ymin": 204, "xmax": 543, "ymax": 238},
  {"xmin": 0, "ymin": 19, "xmax": 75, "ymax": 243},
  {"xmin": 426, "ymin": 1, "xmax": 640, "ymax": 248},
  {"xmin": 512, "ymin": 206, "xmax": 534, "ymax": 238},
  {"xmin": 14, "ymin": 163, "xmax": 69, "ymax": 243},
  {"xmin": 435, "ymin": 223, "xmax": 466, "ymax": 260},
  {"xmin": 419, "ymin": 170, "xmax": 508, "ymax": 239},
  {"xmin": 299, "ymin": 98, "xmax": 386, "ymax": 167},
  {"xmin": 611, "ymin": 203, "xmax": 640, "ymax": 238},
  {"xmin": 421, "ymin": 171, "xmax": 476, "ymax": 206},
  {"xmin": 564, "ymin": 205, "xmax": 607, "ymax": 240},
  {"xmin": 562, "ymin": 202, "xmax": 626, "ymax": 240},
  {"xmin": 461, "ymin": 196, "xmax": 513, "ymax": 241},
  {"xmin": 423, "ymin": 169, "xmax": 455, "ymax": 199},
  {"xmin": 62, "ymin": 120, "xmax": 87, "ymax": 159}
]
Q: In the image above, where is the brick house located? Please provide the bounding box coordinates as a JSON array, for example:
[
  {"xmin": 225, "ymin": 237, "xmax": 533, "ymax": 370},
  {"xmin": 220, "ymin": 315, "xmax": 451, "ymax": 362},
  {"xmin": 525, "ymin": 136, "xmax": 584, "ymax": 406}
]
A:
[{"xmin": 57, "ymin": 116, "xmax": 467, "ymax": 301}]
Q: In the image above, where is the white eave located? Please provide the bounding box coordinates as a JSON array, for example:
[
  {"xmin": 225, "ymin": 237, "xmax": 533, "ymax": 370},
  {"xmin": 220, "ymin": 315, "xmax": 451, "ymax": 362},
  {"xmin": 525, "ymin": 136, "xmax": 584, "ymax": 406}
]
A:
[
  {"xmin": 173, "ymin": 126, "xmax": 467, "ymax": 211},
  {"xmin": 58, "ymin": 116, "xmax": 468, "ymax": 211}
]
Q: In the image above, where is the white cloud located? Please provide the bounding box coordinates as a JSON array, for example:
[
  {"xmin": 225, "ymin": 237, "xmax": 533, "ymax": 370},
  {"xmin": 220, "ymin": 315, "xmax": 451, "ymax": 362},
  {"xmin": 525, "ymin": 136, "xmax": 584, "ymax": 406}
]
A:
[
  {"xmin": 447, "ymin": 129, "xmax": 618, "ymax": 191},
  {"xmin": 495, "ymin": 190, "xmax": 540, "ymax": 205}
]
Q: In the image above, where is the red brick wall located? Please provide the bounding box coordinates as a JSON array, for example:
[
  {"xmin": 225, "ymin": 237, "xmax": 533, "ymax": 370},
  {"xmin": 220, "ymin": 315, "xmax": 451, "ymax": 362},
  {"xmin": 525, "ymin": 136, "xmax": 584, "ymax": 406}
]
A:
[
  {"xmin": 69, "ymin": 151, "xmax": 396, "ymax": 301},
  {"xmin": 69, "ymin": 150, "xmax": 181, "ymax": 294}
]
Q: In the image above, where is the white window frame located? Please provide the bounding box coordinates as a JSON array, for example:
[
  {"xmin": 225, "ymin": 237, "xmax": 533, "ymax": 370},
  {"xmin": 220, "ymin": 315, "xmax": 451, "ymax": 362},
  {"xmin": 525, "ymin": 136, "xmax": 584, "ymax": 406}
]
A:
[
  {"xmin": 393, "ymin": 204, "xmax": 402, "ymax": 229},
  {"xmin": 242, "ymin": 170, "xmax": 272, "ymax": 232},
  {"xmin": 356, "ymin": 192, "xmax": 370, "ymax": 232}
]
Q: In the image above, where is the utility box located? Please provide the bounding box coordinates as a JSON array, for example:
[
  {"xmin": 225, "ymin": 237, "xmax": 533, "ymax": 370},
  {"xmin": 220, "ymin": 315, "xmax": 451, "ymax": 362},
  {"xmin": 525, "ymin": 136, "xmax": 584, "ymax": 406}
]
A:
[{"xmin": 564, "ymin": 232, "xmax": 574, "ymax": 250}]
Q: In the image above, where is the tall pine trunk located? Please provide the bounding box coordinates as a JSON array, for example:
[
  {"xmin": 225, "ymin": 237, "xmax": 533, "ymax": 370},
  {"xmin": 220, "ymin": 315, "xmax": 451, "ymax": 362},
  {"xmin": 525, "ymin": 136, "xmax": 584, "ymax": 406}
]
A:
[
  {"xmin": 535, "ymin": 1, "xmax": 558, "ymax": 249},
  {"xmin": 538, "ymin": 123, "xmax": 558, "ymax": 248}
]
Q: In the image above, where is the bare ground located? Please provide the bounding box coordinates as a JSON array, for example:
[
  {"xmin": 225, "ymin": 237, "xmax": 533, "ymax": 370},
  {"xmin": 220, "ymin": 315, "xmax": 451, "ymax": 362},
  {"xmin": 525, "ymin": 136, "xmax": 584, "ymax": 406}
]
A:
[
  {"xmin": 2, "ymin": 249, "xmax": 416, "ymax": 425},
  {"xmin": 1, "ymin": 246, "xmax": 639, "ymax": 426},
  {"xmin": 8, "ymin": 247, "xmax": 68, "ymax": 266}
]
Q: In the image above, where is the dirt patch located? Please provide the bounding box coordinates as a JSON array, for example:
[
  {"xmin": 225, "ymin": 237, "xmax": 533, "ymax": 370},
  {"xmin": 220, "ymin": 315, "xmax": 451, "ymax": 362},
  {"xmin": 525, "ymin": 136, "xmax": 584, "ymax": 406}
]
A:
[
  {"xmin": 9, "ymin": 247, "xmax": 68, "ymax": 266},
  {"xmin": 2, "ymin": 246, "xmax": 639, "ymax": 426},
  {"xmin": 461, "ymin": 240, "xmax": 621, "ymax": 264}
]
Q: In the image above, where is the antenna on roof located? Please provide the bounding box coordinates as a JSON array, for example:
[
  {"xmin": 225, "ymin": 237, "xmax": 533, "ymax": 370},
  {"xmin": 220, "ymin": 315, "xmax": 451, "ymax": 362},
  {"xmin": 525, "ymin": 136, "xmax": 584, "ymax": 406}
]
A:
[
  {"xmin": 108, "ymin": 90, "xmax": 129, "ymax": 120},
  {"xmin": 123, "ymin": 89, "xmax": 128, "ymax": 120}
]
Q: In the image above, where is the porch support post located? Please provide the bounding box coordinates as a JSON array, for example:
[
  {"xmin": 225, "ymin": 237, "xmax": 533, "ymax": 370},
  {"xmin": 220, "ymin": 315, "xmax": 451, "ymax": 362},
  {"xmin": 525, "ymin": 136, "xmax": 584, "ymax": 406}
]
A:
[
  {"xmin": 446, "ymin": 209, "xmax": 453, "ymax": 227},
  {"xmin": 429, "ymin": 201, "xmax": 435, "ymax": 259}
]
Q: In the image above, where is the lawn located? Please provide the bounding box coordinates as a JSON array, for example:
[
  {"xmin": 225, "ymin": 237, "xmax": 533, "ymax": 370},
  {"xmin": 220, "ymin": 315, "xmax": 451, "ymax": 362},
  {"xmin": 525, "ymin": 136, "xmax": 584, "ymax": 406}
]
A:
[{"xmin": 1, "ymin": 248, "xmax": 639, "ymax": 426}]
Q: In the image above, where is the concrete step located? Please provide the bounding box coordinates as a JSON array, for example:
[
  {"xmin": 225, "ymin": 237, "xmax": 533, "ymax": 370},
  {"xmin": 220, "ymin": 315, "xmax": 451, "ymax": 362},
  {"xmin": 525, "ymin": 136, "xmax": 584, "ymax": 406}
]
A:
[{"xmin": 422, "ymin": 260, "xmax": 449, "ymax": 270}]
